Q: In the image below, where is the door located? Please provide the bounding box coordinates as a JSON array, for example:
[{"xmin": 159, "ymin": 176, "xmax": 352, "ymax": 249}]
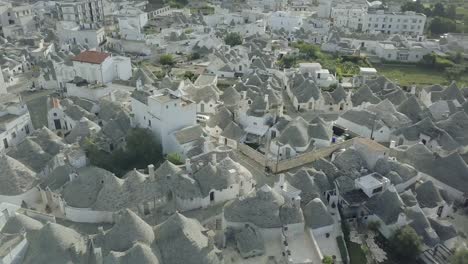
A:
[
  {"xmin": 3, "ymin": 138, "xmax": 8, "ymax": 149},
  {"xmin": 210, "ymin": 191, "xmax": 215, "ymax": 202},
  {"xmin": 54, "ymin": 119, "xmax": 62, "ymax": 130},
  {"xmin": 200, "ymin": 103, "xmax": 205, "ymax": 113}
]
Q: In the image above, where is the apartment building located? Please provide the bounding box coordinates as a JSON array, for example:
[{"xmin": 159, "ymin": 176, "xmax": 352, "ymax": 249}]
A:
[
  {"xmin": 0, "ymin": 1, "xmax": 36, "ymax": 38},
  {"xmin": 363, "ymin": 11, "xmax": 426, "ymax": 36},
  {"xmin": 330, "ymin": 3, "xmax": 367, "ymax": 31},
  {"xmin": 56, "ymin": 0, "xmax": 104, "ymax": 26}
]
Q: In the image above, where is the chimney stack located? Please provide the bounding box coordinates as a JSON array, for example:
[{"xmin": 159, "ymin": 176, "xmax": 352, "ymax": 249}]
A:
[
  {"xmin": 148, "ymin": 164, "xmax": 155, "ymax": 181},
  {"xmin": 204, "ymin": 139, "xmax": 212, "ymax": 152},
  {"xmin": 185, "ymin": 159, "xmax": 192, "ymax": 173},
  {"xmin": 241, "ymin": 91, "xmax": 247, "ymax": 100},
  {"xmin": 211, "ymin": 153, "xmax": 217, "ymax": 165}
]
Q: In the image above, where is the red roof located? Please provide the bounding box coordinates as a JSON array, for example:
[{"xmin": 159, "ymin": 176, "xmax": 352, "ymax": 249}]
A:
[{"xmin": 71, "ymin": 51, "xmax": 110, "ymax": 64}]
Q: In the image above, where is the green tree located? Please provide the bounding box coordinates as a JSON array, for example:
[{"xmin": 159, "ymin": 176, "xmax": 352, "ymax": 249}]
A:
[
  {"xmin": 429, "ymin": 17, "xmax": 457, "ymax": 36},
  {"xmin": 451, "ymin": 247, "xmax": 468, "ymax": 264},
  {"xmin": 183, "ymin": 71, "xmax": 198, "ymax": 82},
  {"xmin": 421, "ymin": 53, "xmax": 437, "ymax": 66},
  {"xmin": 432, "ymin": 3, "xmax": 445, "ymax": 17},
  {"xmin": 123, "ymin": 128, "xmax": 163, "ymax": 170},
  {"xmin": 446, "ymin": 5, "xmax": 457, "ymax": 18},
  {"xmin": 167, "ymin": 153, "xmax": 184, "ymax": 165},
  {"xmin": 389, "ymin": 226, "xmax": 422, "ymax": 261},
  {"xmin": 322, "ymin": 255, "xmax": 334, "ymax": 264},
  {"xmin": 401, "ymin": 0, "xmax": 426, "ymax": 14},
  {"xmin": 224, "ymin": 32, "xmax": 243, "ymax": 46},
  {"xmin": 278, "ymin": 55, "xmax": 297, "ymax": 69},
  {"xmin": 367, "ymin": 221, "xmax": 381, "ymax": 232},
  {"xmin": 168, "ymin": 0, "xmax": 188, "ymax": 8},
  {"xmin": 159, "ymin": 54, "xmax": 175, "ymax": 66},
  {"xmin": 189, "ymin": 52, "xmax": 200, "ymax": 60},
  {"xmin": 83, "ymin": 138, "xmax": 114, "ymax": 172},
  {"xmin": 84, "ymin": 128, "xmax": 163, "ymax": 177},
  {"xmin": 294, "ymin": 42, "xmax": 321, "ymax": 60},
  {"xmin": 445, "ymin": 65, "xmax": 466, "ymax": 81},
  {"xmin": 451, "ymin": 52, "xmax": 463, "ymax": 64}
]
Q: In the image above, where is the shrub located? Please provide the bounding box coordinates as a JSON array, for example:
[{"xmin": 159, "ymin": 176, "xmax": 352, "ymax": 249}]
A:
[
  {"xmin": 224, "ymin": 32, "xmax": 243, "ymax": 46},
  {"xmin": 389, "ymin": 226, "xmax": 422, "ymax": 261},
  {"xmin": 159, "ymin": 54, "xmax": 175, "ymax": 66},
  {"xmin": 167, "ymin": 153, "xmax": 184, "ymax": 165}
]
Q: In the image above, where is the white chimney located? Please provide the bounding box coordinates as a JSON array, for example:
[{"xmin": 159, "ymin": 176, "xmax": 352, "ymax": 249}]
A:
[
  {"xmin": 204, "ymin": 140, "xmax": 212, "ymax": 152},
  {"xmin": 94, "ymin": 247, "xmax": 103, "ymax": 264},
  {"xmin": 185, "ymin": 158, "xmax": 192, "ymax": 173},
  {"xmin": 136, "ymin": 79, "xmax": 143, "ymax": 90},
  {"xmin": 69, "ymin": 171, "xmax": 78, "ymax": 182},
  {"xmin": 389, "ymin": 140, "xmax": 396, "ymax": 149},
  {"xmin": 110, "ymin": 91, "xmax": 116, "ymax": 102},
  {"xmin": 241, "ymin": 91, "xmax": 247, "ymax": 100},
  {"xmin": 148, "ymin": 164, "xmax": 155, "ymax": 181},
  {"xmin": 211, "ymin": 153, "xmax": 217, "ymax": 165},
  {"xmin": 411, "ymin": 85, "xmax": 416, "ymax": 95}
]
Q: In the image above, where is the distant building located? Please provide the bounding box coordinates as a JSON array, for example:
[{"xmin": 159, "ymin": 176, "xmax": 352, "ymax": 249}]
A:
[
  {"xmin": 0, "ymin": 1, "xmax": 36, "ymax": 38},
  {"xmin": 363, "ymin": 11, "xmax": 426, "ymax": 36},
  {"xmin": 0, "ymin": 99, "xmax": 33, "ymax": 154},
  {"xmin": 116, "ymin": 7, "xmax": 149, "ymax": 41},
  {"xmin": 0, "ymin": 70, "xmax": 6, "ymax": 94},
  {"xmin": 131, "ymin": 89, "xmax": 197, "ymax": 154},
  {"xmin": 70, "ymin": 50, "xmax": 132, "ymax": 84},
  {"xmin": 56, "ymin": 0, "xmax": 104, "ymax": 26},
  {"xmin": 269, "ymin": 11, "xmax": 303, "ymax": 32},
  {"xmin": 56, "ymin": 21, "xmax": 106, "ymax": 49}
]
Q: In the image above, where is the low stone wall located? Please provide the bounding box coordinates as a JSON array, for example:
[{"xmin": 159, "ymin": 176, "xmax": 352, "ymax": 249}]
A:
[
  {"xmin": 64, "ymin": 206, "xmax": 114, "ymax": 224},
  {"xmin": 270, "ymin": 139, "xmax": 355, "ymax": 173},
  {"xmin": 238, "ymin": 144, "xmax": 267, "ymax": 166}
]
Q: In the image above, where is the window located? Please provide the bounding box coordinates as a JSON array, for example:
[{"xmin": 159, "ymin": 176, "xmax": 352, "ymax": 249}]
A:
[
  {"xmin": 148, "ymin": 120, "xmax": 151, "ymax": 127},
  {"xmin": 25, "ymin": 125, "xmax": 30, "ymax": 134},
  {"xmin": 11, "ymin": 132, "xmax": 16, "ymax": 139},
  {"xmin": 372, "ymin": 186, "xmax": 383, "ymax": 194}
]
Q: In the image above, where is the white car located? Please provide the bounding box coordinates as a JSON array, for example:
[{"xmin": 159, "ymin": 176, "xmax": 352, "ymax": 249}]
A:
[{"xmin": 196, "ymin": 114, "xmax": 210, "ymax": 123}]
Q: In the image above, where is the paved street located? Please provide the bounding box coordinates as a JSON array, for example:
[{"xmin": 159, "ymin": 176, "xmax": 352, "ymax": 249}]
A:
[{"xmin": 234, "ymin": 149, "xmax": 279, "ymax": 187}]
